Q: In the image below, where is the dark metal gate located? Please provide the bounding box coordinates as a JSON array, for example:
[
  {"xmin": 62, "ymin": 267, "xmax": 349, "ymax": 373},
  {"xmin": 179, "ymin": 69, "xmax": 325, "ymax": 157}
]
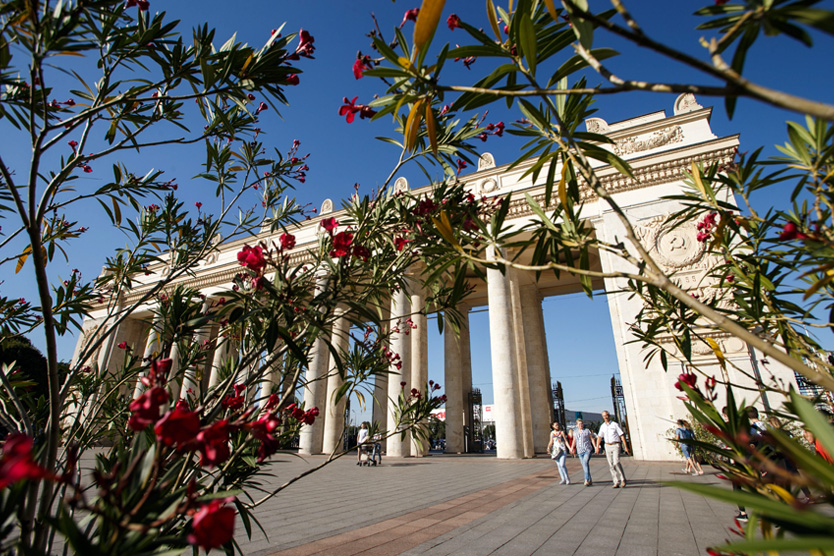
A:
[
  {"xmin": 465, "ymin": 388, "xmax": 483, "ymax": 453},
  {"xmin": 610, "ymin": 376, "xmax": 632, "ymax": 452},
  {"xmin": 552, "ymin": 381, "xmax": 565, "ymax": 428}
]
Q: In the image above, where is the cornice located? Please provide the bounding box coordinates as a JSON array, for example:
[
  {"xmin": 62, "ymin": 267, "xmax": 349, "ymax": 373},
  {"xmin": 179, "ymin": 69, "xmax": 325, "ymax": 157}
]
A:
[{"xmin": 99, "ymin": 139, "xmax": 737, "ymax": 309}]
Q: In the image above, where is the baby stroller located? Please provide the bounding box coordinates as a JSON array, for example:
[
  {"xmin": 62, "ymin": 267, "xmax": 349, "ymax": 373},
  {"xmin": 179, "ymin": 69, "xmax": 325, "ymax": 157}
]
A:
[{"xmin": 359, "ymin": 443, "xmax": 377, "ymax": 466}]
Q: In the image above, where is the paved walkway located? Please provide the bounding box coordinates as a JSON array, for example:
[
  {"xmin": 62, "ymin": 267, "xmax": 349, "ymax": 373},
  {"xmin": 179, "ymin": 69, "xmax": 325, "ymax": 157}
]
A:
[{"xmin": 239, "ymin": 453, "xmax": 736, "ymax": 556}]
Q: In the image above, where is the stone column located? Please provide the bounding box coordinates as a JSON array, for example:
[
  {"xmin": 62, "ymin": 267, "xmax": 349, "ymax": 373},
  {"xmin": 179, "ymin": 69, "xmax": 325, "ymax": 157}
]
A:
[
  {"xmin": 508, "ymin": 269, "xmax": 535, "ymax": 458},
  {"xmin": 262, "ymin": 341, "xmax": 284, "ymax": 400},
  {"xmin": 299, "ymin": 270, "xmax": 331, "ymax": 456},
  {"xmin": 372, "ymin": 305, "xmax": 390, "ymax": 452},
  {"xmin": 182, "ymin": 299, "xmax": 211, "ymax": 400},
  {"xmin": 386, "ymin": 285, "xmax": 411, "ymax": 458},
  {"xmin": 134, "ymin": 312, "xmax": 163, "ymax": 398},
  {"xmin": 208, "ymin": 332, "xmax": 229, "ymax": 390},
  {"xmin": 167, "ymin": 341, "xmax": 183, "ymax": 400},
  {"xmin": 519, "ymin": 284, "xmax": 553, "ymax": 454},
  {"xmin": 486, "ymin": 246, "xmax": 524, "ymax": 459},
  {"xmin": 458, "ymin": 307, "xmax": 472, "ymax": 434},
  {"xmin": 410, "ymin": 280, "xmax": 429, "ymax": 457},
  {"xmin": 323, "ymin": 309, "xmax": 351, "ymax": 455},
  {"xmin": 443, "ymin": 311, "xmax": 465, "ymax": 454}
]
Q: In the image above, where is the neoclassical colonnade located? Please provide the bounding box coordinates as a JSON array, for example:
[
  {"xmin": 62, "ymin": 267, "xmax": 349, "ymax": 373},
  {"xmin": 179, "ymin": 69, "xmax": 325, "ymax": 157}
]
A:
[{"xmin": 72, "ymin": 95, "xmax": 800, "ymax": 461}]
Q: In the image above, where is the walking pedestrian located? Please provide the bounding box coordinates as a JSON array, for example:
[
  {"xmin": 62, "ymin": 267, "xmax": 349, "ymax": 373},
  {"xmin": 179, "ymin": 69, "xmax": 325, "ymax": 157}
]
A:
[
  {"xmin": 547, "ymin": 421, "xmax": 570, "ymax": 485},
  {"xmin": 356, "ymin": 422, "xmax": 369, "ymax": 465},
  {"xmin": 675, "ymin": 419, "xmax": 703, "ymax": 475},
  {"xmin": 571, "ymin": 418, "xmax": 596, "ymax": 486},
  {"xmin": 595, "ymin": 411, "xmax": 629, "ymax": 488}
]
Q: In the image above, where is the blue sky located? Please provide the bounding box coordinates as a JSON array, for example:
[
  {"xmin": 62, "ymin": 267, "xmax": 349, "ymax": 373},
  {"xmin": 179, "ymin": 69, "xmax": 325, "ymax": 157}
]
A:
[{"xmin": 3, "ymin": 1, "xmax": 833, "ymax": 415}]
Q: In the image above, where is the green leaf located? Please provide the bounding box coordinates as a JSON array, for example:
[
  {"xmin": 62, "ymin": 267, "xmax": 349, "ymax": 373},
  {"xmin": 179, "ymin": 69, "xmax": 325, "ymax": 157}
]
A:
[
  {"xmin": 670, "ymin": 481, "xmax": 834, "ymax": 530},
  {"xmin": 524, "ymin": 193, "xmax": 558, "ymax": 232},
  {"xmin": 784, "ymin": 7, "xmax": 834, "ymax": 38},
  {"xmin": 519, "ymin": 10, "xmax": 537, "ymax": 75},
  {"xmin": 720, "ymin": 537, "xmax": 834, "ymax": 553},
  {"xmin": 578, "ymin": 142, "xmax": 634, "ymax": 179},
  {"xmin": 791, "ymin": 390, "xmax": 834, "ymax": 466}
]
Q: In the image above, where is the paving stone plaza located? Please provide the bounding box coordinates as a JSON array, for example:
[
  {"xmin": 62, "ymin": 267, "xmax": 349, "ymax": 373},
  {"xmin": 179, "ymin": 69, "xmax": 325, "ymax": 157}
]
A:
[{"xmin": 240, "ymin": 453, "xmax": 736, "ymax": 556}]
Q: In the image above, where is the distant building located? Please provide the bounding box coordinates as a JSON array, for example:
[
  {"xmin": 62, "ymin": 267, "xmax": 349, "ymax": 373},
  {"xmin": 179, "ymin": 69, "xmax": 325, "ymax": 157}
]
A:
[{"xmin": 432, "ymin": 406, "xmax": 603, "ymax": 429}]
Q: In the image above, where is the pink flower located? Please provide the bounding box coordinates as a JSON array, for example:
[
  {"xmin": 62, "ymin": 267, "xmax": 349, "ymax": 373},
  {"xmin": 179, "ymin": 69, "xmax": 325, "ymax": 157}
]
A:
[
  {"xmin": 456, "ymin": 159, "xmax": 468, "ymax": 175},
  {"xmin": 154, "ymin": 405, "xmax": 201, "ymax": 447},
  {"xmin": 447, "ymin": 14, "xmax": 461, "ymax": 30},
  {"xmin": 339, "ymin": 96, "xmax": 377, "ymax": 123},
  {"xmin": 778, "ymin": 222, "xmax": 807, "ymax": 240},
  {"xmin": 117, "ymin": 341, "xmax": 130, "ymax": 351},
  {"xmin": 400, "ymin": 8, "xmax": 420, "ymax": 27},
  {"xmin": 141, "ymin": 358, "xmax": 172, "ymax": 388},
  {"xmin": 286, "ymin": 74, "xmax": 299, "ymax": 86},
  {"xmin": 353, "ymin": 56, "xmax": 372, "ymax": 79},
  {"xmin": 675, "ymin": 372, "xmax": 698, "ymax": 392},
  {"xmin": 297, "ymin": 29, "xmax": 315, "ymax": 57},
  {"xmin": 188, "ymin": 500, "xmax": 235, "ymax": 550},
  {"xmin": 256, "ymin": 102, "xmax": 268, "ymax": 115},
  {"xmin": 196, "ymin": 420, "xmax": 231, "ymax": 468},
  {"xmin": 128, "ymin": 387, "xmax": 169, "ymax": 431},
  {"xmin": 352, "ymin": 244, "xmax": 371, "ymax": 261},
  {"xmin": 82, "ymin": 165, "xmax": 92, "ymax": 173},
  {"xmin": 394, "ymin": 236, "xmax": 409, "ymax": 251},
  {"xmin": 320, "ymin": 217, "xmax": 339, "ymax": 233},
  {"xmin": 126, "ymin": 0, "xmax": 149, "ymax": 10},
  {"xmin": 330, "ymin": 231, "xmax": 354, "ymax": 257},
  {"xmin": 237, "ymin": 244, "xmax": 267, "ymax": 274},
  {"xmin": 195, "ymin": 202, "xmax": 202, "ymax": 210},
  {"xmin": 68, "ymin": 140, "xmax": 78, "ymax": 150},
  {"xmin": 279, "ymin": 233, "xmax": 296, "ymax": 250},
  {"xmin": 0, "ymin": 434, "xmax": 51, "ymax": 489}
]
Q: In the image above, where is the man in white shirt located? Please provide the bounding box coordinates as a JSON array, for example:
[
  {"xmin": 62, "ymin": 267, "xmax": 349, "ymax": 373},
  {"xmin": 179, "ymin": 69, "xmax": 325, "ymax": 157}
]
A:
[
  {"xmin": 356, "ymin": 422, "xmax": 369, "ymax": 465},
  {"xmin": 595, "ymin": 411, "xmax": 629, "ymax": 488}
]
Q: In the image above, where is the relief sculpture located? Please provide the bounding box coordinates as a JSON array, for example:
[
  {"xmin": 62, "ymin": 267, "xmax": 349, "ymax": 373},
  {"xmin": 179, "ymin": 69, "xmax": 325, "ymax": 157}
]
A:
[{"xmin": 613, "ymin": 126, "xmax": 683, "ymax": 156}]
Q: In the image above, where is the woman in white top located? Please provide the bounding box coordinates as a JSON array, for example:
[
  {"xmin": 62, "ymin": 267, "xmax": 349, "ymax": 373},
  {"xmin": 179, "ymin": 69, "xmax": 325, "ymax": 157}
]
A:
[{"xmin": 547, "ymin": 422, "xmax": 571, "ymax": 485}]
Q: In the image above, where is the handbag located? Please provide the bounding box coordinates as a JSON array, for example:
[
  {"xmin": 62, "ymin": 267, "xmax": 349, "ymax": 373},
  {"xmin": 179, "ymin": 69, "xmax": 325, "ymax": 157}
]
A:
[{"xmin": 551, "ymin": 434, "xmax": 565, "ymax": 459}]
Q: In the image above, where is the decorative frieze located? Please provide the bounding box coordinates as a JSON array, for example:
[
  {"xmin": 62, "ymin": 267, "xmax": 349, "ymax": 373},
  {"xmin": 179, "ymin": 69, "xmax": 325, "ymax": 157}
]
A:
[{"xmin": 612, "ymin": 126, "xmax": 683, "ymax": 156}]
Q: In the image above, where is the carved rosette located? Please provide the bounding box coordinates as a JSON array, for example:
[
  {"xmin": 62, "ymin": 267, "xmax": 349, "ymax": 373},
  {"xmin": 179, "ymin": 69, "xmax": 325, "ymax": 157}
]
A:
[
  {"xmin": 636, "ymin": 216, "xmax": 705, "ymax": 271},
  {"xmin": 636, "ymin": 216, "xmax": 743, "ymax": 358},
  {"xmin": 478, "ymin": 177, "xmax": 499, "ymax": 195}
]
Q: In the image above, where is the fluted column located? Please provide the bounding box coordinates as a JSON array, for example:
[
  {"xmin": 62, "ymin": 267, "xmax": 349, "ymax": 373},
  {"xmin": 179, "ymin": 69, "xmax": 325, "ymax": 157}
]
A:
[
  {"xmin": 167, "ymin": 341, "xmax": 183, "ymax": 400},
  {"xmin": 208, "ymin": 331, "xmax": 229, "ymax": 389},
  {"xmin": 486, "ymin": 246, "xmax": 524, "ymax": 459},
  {"xmin": 443, "ymin": 311, "xmax": 465, "ymax": 453},
  {"xmin": 133, "ymin": 312, "xmax": 163, "ymax": 398},
  {"xmin": 386, "ymin": 285, "xmax": 411, "ymax": 458},
  {"xmin": 410, "ymin": 280, "xmax": 429, "ymax": 457},
  {"xmin": 299, "ymin": 270, "xmax": 331, "ymax": 455},
  {"xmin": 508, "ymin": 269, "xmax": 535, "ymax": 458},
  {"xmin": 262, "ymin": 342, "xmax": 284, "ymax": 400},
  {"xmin": 323, "ymin": 308, "xmax": 351, "ymax": 454},
  {"xmin": 519, "ymin": 284, "xmax": 553, "ymax": 453},
  {"xmin": 182, "ymin": 299, "xmax": 211, "ymax": 400},
  {"xmin": 373, "ymin": 306, "xmax": 390, "ymax": 453}
]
